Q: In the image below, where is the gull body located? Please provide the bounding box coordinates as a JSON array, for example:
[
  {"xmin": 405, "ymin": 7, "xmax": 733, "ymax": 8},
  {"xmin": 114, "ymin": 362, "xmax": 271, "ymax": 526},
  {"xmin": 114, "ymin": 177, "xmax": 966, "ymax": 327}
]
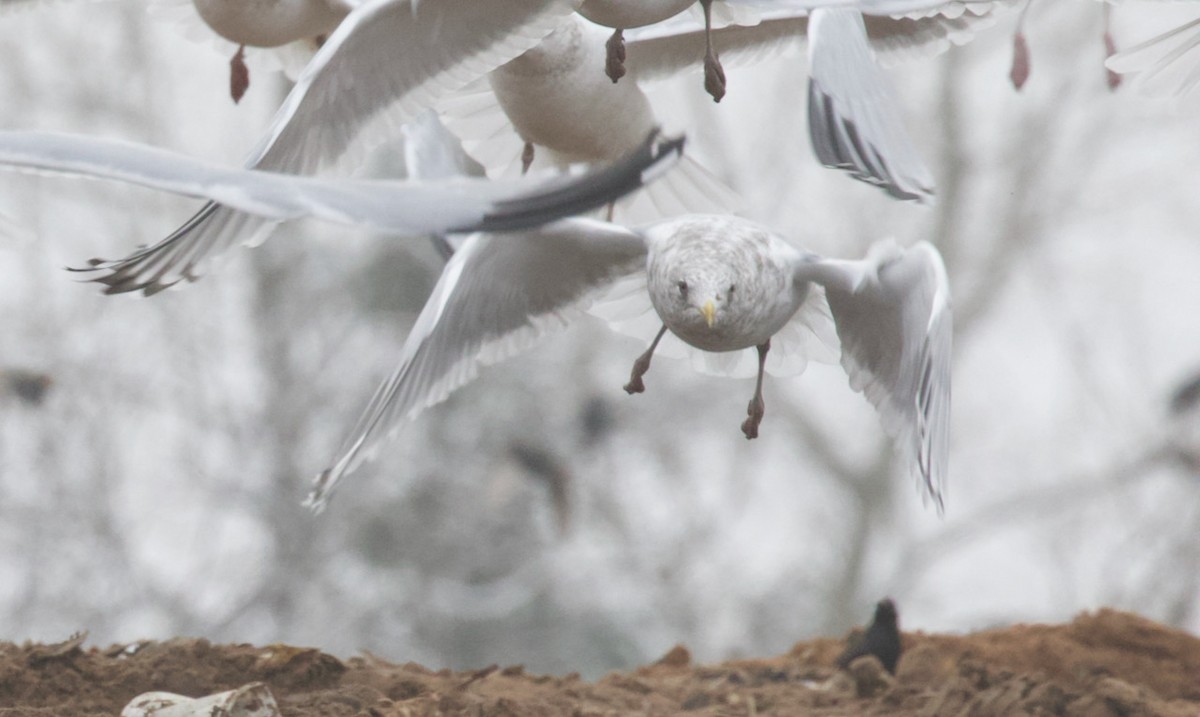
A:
[
  {"xmin": 191, "ymin": 0, "xmax": 351, "ymax": 47},
  {"xmin": 448, "ymin": 14, "xmax": 741, "ymax": 222},
  {"xmin": 490, "ymin": 19, "xmax": 657, "ymax": 164},
  {"xmin": 305, "ymin": 214, "xmax": 952, "ymax": 516},
  {"xmin": 577, "ymin": 0, "xmax": 695, "ymax": 28}
]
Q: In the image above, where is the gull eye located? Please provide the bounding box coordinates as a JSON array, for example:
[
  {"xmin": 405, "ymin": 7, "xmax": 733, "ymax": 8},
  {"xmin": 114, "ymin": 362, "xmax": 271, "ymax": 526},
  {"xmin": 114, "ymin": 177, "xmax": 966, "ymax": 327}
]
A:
[
  {"xmin": 728, "ymin": 284, "xmax": 736, "ymax": 295},
  {"xmin": 677, "ymin": 280, "xmax": 688, "ymax": 295}
]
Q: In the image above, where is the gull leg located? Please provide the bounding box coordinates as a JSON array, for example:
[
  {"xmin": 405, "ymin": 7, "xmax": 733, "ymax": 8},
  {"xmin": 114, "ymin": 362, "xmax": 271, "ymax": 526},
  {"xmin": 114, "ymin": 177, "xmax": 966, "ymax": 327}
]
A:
[
  {"xmin": 1102, "ymin": 4, "xmax": 1121, "ymax": 90},
  {"xmin": 230, "ymin": 45, "xmax": 249, "ymax": 104},
  {"xmin": 624, "ymin": 325, "xmax": 668, "ymax": 395},
  {"xmin": 605, "ymin": 201, "xmax": 615, "ymax": 222},
  {"xmin": 605, "ymin": 28, "xmax": 627, "ymax": 83},
  {"xmin": 741, "ymin": 340, "xmax": 770, "ymax": 439},
  {"xmin": 1009, "ymin": 0, "xmax": 1034, "ymax": 90},
  {"xmin": 521, "ymin": 142, "xmax": 535, "ymax": 175},
  {"xmin": 700, "ymin": 0, "xmax": 726, "ymax": 102}
]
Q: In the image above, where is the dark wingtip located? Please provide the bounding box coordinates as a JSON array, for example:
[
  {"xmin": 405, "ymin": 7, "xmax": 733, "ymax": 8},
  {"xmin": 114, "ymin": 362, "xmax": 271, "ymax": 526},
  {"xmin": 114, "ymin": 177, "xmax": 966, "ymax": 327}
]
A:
[{"xmin": 467, "ymin": 128, "xmax": 686, "ymax": 233}]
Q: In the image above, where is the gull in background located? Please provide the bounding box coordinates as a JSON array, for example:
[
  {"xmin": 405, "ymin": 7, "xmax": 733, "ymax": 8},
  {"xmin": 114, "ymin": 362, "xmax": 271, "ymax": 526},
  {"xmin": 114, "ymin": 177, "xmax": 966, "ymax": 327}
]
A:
[
  {"xmin": 72, "ymin": 0, "xmax": 581, "ymax": 296},
  {"xmin": 305, "ymin": 214, "xmax": 951, "ymax": 516},
  {"xmin": 1, "ymin": 0, "xmax": 357, "ymax": 102},
  {"xmin": 172, "ymin": 0, "xmax": 357, "ymax": 102},
  {"xmin": 442, "ymin": 15, "xmax": 743, "ymax": 226},
  {"xmin": 0, "ymin": 129, "xmax": 682, "ymax": 250},
  {"xmin": 445, "ymin": 6, "xmax": 1002, "ymax": 208}
]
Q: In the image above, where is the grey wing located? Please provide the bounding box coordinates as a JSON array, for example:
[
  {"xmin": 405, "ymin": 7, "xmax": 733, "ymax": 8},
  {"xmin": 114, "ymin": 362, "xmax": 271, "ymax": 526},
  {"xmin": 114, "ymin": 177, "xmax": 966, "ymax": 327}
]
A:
[
  {"xmin": 718, "ymin": 0, "xmax": 1005, "ymax": 15},
  {"xmin": 304, "ymin": 218, "xmax": 647, "ymax": 512},
  {"xmin": 807, "ymin": 8, "xmax": 933, "ymax": 202},
  {"xmin": 622, "ymin": 6, "xmax": 991, "ymax": 79},
  {"xmin": 795, "ymin": 239, "xmax": 951, "ymax": 511},
  {"xmin": 624, "ymin": 14, "xmax": 810, "ymax": 83},
  {"xmin": 1105, "ymin": 18, "xmax": 1200, "ymax": 97},
  {"xmin": 0, "ymin": 129, "xmax": 681, "ymax": 236},
  {"xmin": 80, "ymin": 0, "xmax": 577, "ymax": 295}
]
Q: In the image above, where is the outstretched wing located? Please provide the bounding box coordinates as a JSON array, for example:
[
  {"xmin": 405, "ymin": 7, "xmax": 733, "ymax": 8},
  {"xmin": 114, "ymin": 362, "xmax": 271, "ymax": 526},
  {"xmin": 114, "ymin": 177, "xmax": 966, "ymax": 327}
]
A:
[
  {"xmin": 625, "ymin": 5, "xmax": 998, "ymax": 202},
  {"xmin": 807, "ymin": 9, "xmax": 933, "ymax": 202},
  {"xmin": 0, "ymin": 129, "xmax": 681, "ymax": 237},
  {"xmin": 305, "ymin": 218, "xmax": 648, "ymax": 512},
  {"xmin": 82, "ymin": 0, "xmax": 578, "ymax": 295},
  {"xmin": 794, "ymin": 239, "xmax": 951, "ymax": 511},
  {"xmin": 622, "ymin": 3, "xmax": 998, "ymax": 77}
]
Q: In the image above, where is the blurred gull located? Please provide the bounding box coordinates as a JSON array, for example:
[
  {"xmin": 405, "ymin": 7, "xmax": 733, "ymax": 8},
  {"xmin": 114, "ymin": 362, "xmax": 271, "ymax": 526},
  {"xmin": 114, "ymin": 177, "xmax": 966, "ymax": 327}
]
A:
[
  {"xmin": 181, "ymin": 0, "xmax": 356, "ymax": 102},
  {"xmin": 0, "ymin": 129, "xmax": 683, "ymax": 242},
  {"xmin": 74, "ymin": 0, "xmax": 581, "ymax": 295},
  {"xmin": 442, "ymin": 15, "xmax": 743, "ymax": 225},
  {"xmin": 444, "ymin": 6, "xmax": 1000, "ymax": 210},
  {"xmin": 305, "ymin": 214, "xmax": 951, "ymax": 515}
]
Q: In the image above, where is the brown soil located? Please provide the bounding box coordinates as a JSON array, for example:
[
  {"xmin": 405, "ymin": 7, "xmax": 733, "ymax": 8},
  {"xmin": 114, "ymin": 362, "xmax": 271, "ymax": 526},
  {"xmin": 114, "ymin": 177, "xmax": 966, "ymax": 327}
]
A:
[{"xmin": 2, "ymin": 609, "xmax": 1198, "ymax": 717}]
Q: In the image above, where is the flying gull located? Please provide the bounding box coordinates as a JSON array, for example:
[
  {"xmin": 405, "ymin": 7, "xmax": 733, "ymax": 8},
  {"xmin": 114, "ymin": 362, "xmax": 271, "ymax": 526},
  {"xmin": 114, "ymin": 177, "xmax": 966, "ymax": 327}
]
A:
[
  {"xmin": 304, "ymin": 214, "xmax": 951, "ymax": 515},
  {"xmin": 442, "ymin": 14, "xmax": 743, "ymax": 225},
  {"xmin": 71, "ymin": 0, "xmax": 580, "ymax": 296}
]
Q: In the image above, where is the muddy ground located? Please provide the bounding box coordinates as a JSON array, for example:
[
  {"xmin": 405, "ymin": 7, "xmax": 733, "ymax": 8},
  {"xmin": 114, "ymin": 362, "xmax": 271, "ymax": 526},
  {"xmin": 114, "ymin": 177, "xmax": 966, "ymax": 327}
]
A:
[{"xmin": 2, "ymin": 609, "xmax": 1198, "ymax": 716}]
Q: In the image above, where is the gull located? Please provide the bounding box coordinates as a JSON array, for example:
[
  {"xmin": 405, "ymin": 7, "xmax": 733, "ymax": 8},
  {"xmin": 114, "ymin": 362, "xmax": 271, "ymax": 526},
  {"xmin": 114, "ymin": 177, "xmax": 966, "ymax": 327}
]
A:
[
  {"xmin": 445, "ymin": 6, "xmax": 1000, "ymax": 208},
  {"xmin": 185, "ymin": 0, "xmax": 357, "ymax": 102},
  {"xmin": 443, "ymin": 15, "xmax": 742, "ymax": 225},
  {"xmin": 73, "ymin": 0, "xmax": 582, "ymax": 296},
  {"xmin": 0, "ymin": 129, "xmax": 683, "ymax": 244},
  {"xmin": 1, "ymin": 1, "xmax": 355, "ymax": 102},
  {"xmin": 304, "ymin": 214, "xmax": 951, "ymax": 515}
]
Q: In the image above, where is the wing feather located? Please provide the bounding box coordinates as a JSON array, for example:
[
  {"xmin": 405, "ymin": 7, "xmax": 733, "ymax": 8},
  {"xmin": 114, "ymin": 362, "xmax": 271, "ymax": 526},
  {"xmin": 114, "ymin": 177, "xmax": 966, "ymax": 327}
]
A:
[
  {"xmin": 304, "ymin": 218, "xmax": 647, "ymax": 511},
  {"xmin": 795, "ymin": 239, "xmax": 952, "ymax": 511}
]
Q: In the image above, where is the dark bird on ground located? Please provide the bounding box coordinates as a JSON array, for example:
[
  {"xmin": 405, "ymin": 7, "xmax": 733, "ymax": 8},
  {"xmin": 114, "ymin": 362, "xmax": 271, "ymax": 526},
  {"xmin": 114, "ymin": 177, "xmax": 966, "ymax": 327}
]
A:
[{"xmin": 836, "ymin": 597, "xmax": 902, "ymax": 675}]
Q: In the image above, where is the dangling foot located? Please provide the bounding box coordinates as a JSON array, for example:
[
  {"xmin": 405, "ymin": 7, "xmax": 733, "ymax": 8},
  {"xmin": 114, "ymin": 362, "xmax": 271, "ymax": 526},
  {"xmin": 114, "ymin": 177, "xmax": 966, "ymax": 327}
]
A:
[
  {"xmin": 230, "ymin": 45, "xmax": 249, "ymax": 104},
  {"xmin": 700, "ymin": 0, "xmax": 726, "ymax": 102},
  {"xmin": 521, "ymin": 141, "xmax": 535, "ymax": 174},
  {"xmin": 1009, "ymin": 0, "xmax": 1033, "ymax": 90},
  {"xmin": 1102, "ymin": 4, "xmax": 1121, "ymax": 90},
  {"xmin": 624, "ymin": 325, "xmax": 668, "ymax": 394},
  {"xmin": 605, "ymin": 28, "xmax": 627, "ymax": 83},
  {"xmin": 740, "ymin": 340, "xmax": 770, "ymax": 439}
]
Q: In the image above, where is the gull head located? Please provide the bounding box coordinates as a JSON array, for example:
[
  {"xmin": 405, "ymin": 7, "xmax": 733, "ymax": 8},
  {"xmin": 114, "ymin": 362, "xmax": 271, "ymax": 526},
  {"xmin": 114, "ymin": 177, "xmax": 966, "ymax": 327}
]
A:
[
  {"xmin": 645, "ymin": 216, "xmax": 802, "ymax": 353},
  {"xmin": 659, "ymin": 271, "xmax": 738, "ymax": 346}
]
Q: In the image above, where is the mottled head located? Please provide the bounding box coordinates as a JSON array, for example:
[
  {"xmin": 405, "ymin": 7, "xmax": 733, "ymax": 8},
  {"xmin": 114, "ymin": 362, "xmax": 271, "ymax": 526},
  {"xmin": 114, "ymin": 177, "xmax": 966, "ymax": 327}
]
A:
[{"xmin": 645, "ymin": 216, "xmax": 802, "ymax": 352}]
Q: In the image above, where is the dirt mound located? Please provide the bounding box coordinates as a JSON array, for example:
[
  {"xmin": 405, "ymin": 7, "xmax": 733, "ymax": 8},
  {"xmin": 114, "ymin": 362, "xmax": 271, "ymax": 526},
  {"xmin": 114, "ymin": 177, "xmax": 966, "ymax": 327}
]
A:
[{"xmin": 2, "ymin": 609, "xmax": 1197, "ymax": 716}]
